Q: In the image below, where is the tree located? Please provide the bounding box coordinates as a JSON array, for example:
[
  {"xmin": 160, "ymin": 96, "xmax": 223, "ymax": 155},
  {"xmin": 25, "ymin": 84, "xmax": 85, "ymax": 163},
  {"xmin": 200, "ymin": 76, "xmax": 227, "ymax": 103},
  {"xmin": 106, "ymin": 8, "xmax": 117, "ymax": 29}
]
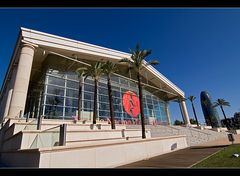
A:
[
  {"xmin": 102, "ymin": 61, "xmax": 118, "ymax": 129},
  {"xmin": 120, "ymin": 44, "xmax": 159, "ymax": 139},
  {"xmin": 84, "ymin": 62, "xmax": 104, "ymax": 124},
  {"xmin": 190, "ymin": 118, "xmax": 197, "ymax": 124},
  {"xmin": 188, "ymin": 96, "xmax": 199, "ymax": 126},
  {"xmin": 174, "ymin": 119, "xmax": 184, "ymax": 125},
  {"xmin": 213, "ymin": 98, "xmax": 230, "ymax": 129},
  {"xmin": 75, "ymin": 67, "xmax": 88, "ymax": 120}
]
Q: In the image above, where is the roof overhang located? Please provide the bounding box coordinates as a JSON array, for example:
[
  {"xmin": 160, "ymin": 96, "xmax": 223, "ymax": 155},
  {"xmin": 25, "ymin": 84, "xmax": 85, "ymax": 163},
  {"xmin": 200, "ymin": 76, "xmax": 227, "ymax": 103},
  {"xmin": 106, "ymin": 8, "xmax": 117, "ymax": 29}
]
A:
[{"xmin": 0, "ymin": 27, "xmax": 185, "ymax": 100}]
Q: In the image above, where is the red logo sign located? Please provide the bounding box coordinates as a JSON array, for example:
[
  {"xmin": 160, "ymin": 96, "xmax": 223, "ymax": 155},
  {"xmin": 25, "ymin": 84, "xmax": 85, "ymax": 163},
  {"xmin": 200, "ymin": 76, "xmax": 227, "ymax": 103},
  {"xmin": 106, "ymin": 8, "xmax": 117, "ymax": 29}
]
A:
[{"xmin": 122, "ymin": 91, "xmax": 140, "ymax": 118}]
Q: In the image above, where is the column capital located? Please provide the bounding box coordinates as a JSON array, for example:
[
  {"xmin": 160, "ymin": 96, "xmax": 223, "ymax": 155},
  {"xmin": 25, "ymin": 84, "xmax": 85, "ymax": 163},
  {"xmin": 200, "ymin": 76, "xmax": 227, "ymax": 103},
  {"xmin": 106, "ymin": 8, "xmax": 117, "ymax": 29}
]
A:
[{"xmin": 20, "ymin": 43, "xmax": 36, "ymax": 50}]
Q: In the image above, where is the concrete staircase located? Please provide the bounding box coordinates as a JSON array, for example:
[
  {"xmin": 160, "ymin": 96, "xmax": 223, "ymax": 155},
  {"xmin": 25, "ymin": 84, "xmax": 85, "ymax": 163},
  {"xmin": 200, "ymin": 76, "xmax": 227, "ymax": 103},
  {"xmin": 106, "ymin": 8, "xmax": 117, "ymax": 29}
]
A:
[
  {"xmin": 126, "ymin": 125, "xmax": 229, "ymax": 146},
  {"xmin": 0, "ymin": 118, "xmax": 188, "ymax": 168}
]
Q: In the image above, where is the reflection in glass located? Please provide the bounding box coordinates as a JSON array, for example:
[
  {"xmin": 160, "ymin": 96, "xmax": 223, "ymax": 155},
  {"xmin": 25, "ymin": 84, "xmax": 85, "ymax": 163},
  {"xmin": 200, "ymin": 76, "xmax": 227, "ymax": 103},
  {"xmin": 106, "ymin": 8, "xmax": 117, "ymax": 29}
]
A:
[{"xmin": 42, "ymin": 69, "xmax": 169, "ymax": 123}]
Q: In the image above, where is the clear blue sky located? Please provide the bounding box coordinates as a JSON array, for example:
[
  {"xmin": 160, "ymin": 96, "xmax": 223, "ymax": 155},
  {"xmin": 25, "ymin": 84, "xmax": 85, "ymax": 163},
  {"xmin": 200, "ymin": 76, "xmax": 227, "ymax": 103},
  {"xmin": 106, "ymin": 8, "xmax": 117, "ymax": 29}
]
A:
[{"xmin": 0, "ymin": 8, "xmax": 240, "ymax": 124}]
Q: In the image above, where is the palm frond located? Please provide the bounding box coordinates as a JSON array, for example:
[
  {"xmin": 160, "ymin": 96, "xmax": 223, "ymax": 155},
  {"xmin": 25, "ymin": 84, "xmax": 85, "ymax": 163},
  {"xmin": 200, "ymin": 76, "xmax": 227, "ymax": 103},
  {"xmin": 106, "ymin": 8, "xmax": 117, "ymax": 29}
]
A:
[
  {"xmin": 188, "ymin": 96, "xmax": 196, "ymax": 102},
  {"xmin": 119, "ymin": 58, "xmax": 131, "ymax": 63},
  {"xmin": 214, "ymin": 98, "xmax": 231, "ymax": 107},
  {"xmin": 102, "ymin": 61, "xmax": 118, "ymax": 75},
  {"xmin": 212, "ymin": 102, "xmax": 219, "ymax": 108},
  {"xmin": 75, "ymin": 67, "xmax": 88, "ymax": 77},
  {"xmin": 146, "ymin": 60, "xmax": 160, "ymax": 66}
]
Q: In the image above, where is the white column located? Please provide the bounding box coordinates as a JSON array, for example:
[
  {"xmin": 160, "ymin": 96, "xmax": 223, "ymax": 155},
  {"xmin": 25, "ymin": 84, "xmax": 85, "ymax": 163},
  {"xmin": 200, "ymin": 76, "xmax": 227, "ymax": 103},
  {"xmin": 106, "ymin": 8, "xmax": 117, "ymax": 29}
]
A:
[
  {"xmin": 165, "ymin": 104, "xmax": 171, "ymax": 125},
  {"xmin": 3, "ymin": 89, "xmax": 13, "ymax": 119},
  {"xmin": 8, "ymin": 43, "xmax": 35, "ymax": 118},
  {"xmin": 180, "ymin": 100, "xmax": 190, "ymax": 126}
]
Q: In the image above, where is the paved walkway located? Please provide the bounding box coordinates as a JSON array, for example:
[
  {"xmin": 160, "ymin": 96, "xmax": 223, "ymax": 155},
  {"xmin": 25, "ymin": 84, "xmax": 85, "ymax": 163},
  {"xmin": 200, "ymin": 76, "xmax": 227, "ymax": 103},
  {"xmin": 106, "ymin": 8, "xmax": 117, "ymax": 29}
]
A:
[{"xmin": 118, "ymin": 134, "xmax": 240, "ymax": 168}]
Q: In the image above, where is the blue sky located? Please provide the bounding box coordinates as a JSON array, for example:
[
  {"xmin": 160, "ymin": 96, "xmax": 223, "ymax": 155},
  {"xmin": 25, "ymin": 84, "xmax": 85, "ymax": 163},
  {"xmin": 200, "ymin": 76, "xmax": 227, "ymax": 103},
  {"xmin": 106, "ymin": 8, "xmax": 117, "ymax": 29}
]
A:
[{"xmin": 0, "ymin": 8, "xmax": 240, "ymax": 124}]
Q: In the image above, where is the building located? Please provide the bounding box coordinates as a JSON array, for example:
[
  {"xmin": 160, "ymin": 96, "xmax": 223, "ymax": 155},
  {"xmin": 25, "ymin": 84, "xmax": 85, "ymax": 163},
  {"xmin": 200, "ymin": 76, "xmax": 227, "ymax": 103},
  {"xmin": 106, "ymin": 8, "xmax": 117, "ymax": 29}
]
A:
[
  {"xmin": 200, "ymin": 91, "xmax": 221, "ymax": 127},
  {"xmin": 0, "ymin": 27, "xmax": 190, "ymax": 126}
]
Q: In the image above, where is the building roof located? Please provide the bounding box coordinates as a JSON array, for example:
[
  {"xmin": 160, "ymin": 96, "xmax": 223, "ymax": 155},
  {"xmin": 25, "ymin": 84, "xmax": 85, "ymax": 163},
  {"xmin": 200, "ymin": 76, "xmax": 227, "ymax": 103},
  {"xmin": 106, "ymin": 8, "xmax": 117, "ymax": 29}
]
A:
[{"xmin": 0, "ymin": 27, "xmax": 185, "ymax": 100}]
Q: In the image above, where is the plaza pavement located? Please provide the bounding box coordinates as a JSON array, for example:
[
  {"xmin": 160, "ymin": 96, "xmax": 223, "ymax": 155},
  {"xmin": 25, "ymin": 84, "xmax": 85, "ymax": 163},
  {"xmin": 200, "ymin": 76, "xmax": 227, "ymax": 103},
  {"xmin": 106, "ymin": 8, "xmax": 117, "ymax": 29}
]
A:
[{"xmin": 118, "ymin": 134, "xmax": 240, "ymax": 168}]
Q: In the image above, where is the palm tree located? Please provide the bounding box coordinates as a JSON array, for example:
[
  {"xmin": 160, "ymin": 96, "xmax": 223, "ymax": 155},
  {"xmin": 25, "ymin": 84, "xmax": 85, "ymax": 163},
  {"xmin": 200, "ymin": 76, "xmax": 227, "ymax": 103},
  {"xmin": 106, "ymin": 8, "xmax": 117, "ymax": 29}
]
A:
[
  {"xmin": 120, "ymin": 44, "xmax": 159, "ymax": 139},
  {"xmin": 84, "ymin": 62, "xmax": 104, "ymax": 124},
  {"xmin": 75, "ymin": 67, "xmax": 88, "ymax": 120},
  {"xmin": 213, "ymin": 98, "xmax": 230, "ymax": 129},
  {"xmin": 102, "ymin": 61, "xmax": 118, "ymax": 129},
  {"xmin": 188, "ymin": 96, "xmax": 199, "ymax": 126}
]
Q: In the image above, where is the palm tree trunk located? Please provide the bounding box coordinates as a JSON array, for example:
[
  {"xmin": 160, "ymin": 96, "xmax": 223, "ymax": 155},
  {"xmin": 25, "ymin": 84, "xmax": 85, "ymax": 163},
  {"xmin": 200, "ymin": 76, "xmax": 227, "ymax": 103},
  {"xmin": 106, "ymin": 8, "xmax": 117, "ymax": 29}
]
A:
[
  {"xmin": 191, "ymin": 102, "xmax": 199, "ymax": 126},
  {"xmin": 137, "ymin": 72, "xmax": 146, "ymax": 139},
  {"xmin": 93, "ymin": 79, "xmax": 98, "ymax": 124},
  {"xmin": 220, "ymin": 105, "xmax": 228, "ymax": 128},
  {"xmin": 77, "ymin": 76, "xmax": 83, "ymax": 121},
  {"xmin": 107, "ymin": 76, "xmax": 115, "ymax": 129}
]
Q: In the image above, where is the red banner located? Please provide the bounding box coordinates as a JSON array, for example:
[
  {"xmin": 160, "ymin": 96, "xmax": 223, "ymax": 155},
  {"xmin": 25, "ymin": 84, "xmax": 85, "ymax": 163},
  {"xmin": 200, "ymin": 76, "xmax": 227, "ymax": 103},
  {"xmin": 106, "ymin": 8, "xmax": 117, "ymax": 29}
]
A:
[{"xmin": 122, "ymin": 91, "xmax": 140, "ymax": 118}]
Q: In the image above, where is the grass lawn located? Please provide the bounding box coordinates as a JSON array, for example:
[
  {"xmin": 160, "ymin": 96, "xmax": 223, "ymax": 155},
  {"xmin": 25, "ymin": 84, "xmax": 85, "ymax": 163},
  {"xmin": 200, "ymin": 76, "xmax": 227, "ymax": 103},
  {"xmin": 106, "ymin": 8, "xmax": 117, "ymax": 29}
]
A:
[{"xmin": 192, "ymin": 144, "xmax": 240, "ymax": 168}]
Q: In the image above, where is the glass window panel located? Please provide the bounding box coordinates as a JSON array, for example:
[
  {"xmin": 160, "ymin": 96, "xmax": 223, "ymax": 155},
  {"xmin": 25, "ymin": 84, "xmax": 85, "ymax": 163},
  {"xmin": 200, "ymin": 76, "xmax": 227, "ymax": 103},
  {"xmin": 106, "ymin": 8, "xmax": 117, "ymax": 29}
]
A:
[
  {"xmin": 46, "ymin": 95, "xmax": 64, "ymax": 106},
  {"xmin": 113, "ymin": 98, "xmax": 121, "ymax": 105},
  {"xmin": 99, "ymin": 110, "xmax": 110, "ymax": 117},
  {"xmin": 111, "ymin": 76, "xmax": 119, "ymax": 83},
  {"xmin": 65, "ymin": 107, "xmax": 77, "ymax": 117},
  {"xmin": 147, "ymin": 104, "xmax": 153, "ymax": 109},
  {"xmin": 100, "ymin": 76, "xmax": 107, "ymax": 81},
  {"xmin": 144, "ymin": 108, "xmax": 149, "ymax": 117},
  {"xmin": 120, "ymin": 78, "xmax": 128, "ymax": 85},
  {"xmin": 66, "ymin": 98, "xmax": 78, "ymax": 107},
  {"xmin": 143, "ymin": 103, "xmax": 147, "ymax": 109},
  {"xmin": 99, "ymin": 95, "xmax": 109, "ymax": 103},
  {"xmin": 85, "ymin": 79, "xmax": 94, "ymax": 85},
  {"xmin": 155, "ymin": 111, "xmax": 161, "ymax": 120},
  {"xmin": 47, "ymin": 85, "xmax": 64, "ymax": 96},
  {"xmin": 142, "ymin": 97, "xmax": 146, "ymax": 103},
  {"xmin": 84, "ymin": 92, "xmax": 94, "ymax": 100},
  {"xmin": 113, "ymin": 104, "xmax": 122, "ymax": 112},
  {"xmin": 112, "ymin": 90, "xmax": 120, "ymax": 98},
  {"xmin": 152, "ymin": 96, "xmax": 158, "ymax": 101},
  {"xmin": 129, "ymin": 81, "xmax": 136, "ymax": 88},
  {"xmin": 160, "ymin": 106, "xmax": 167, "ymax": 121},
  {"xmin": 99, "ymin": 82, "xmax": 107, "ymax": 88},
  {"xmin": 66, "ymin": 89, "xmax": 78, "ymax": 98},
  {"xmin": 84, "ymin": 84, "xmax": 94, "ymax": 92},
  {"xmin": 114, "ymin": 112, "xmax": 123, "ymax": 118},
  {"xmin": 121, "ymin": 88, "xmax": 128, "ymax": 95},
  {"xmin": 153, "ymin": 100, "xmax": 158, "ymax": 105},
  {"xmin": 67, "ymin": 80, "xmax": 78, "ymax": 89},
  {"xmin": 99, "ymin": 103, "xmax": 110, "ymax": 110},
  {"xmin": 146, "ymin": 95, "xmax": 152, "ymax": 99},
  {"xmin": 44, "ymin": 105, "xmax": 63, "ymax": 117},
  {"xmin": 84, "ymin": 100, "xmax": 93, "ymax": 110},
  {"xmin": 148, "ymin": 109, "xmax": 154, "ymax": 117},
  {"xmin": 66, "ymin": 73, "xmax": 78, "ymax": 80},
  {"xmin": 98, "ymin": 87, "xmax": 108, "ymax": 95},
  {"xmin": 123, "ymin": 112, "xmax": 133, "ymax": 120},
  {"xmin": 48, "ymin": 76, "xmax": 65, "ymax": 86},
  {"xmin": 146, "ymin": 98, "xmax": 152, "ymax": 104},
  {"xmin": 111, "ymin": 85, "xmax": 119, "ymax": 91}
]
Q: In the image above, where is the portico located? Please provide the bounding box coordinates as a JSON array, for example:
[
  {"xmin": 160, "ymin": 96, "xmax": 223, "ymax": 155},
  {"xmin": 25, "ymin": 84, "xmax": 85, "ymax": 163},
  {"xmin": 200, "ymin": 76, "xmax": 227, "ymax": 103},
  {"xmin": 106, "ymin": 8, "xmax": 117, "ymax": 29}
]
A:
[{"xmin": 0, "ymin": 27, "xmax": 190, "ymax": 126}]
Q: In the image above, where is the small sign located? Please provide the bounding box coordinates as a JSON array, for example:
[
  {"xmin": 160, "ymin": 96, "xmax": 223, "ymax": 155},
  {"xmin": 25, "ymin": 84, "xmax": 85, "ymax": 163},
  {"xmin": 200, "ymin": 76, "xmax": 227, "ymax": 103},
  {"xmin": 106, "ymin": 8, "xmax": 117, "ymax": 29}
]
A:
[{"xmin": 228, "ymin": 133, "xmax": 235, "ymax": 143}]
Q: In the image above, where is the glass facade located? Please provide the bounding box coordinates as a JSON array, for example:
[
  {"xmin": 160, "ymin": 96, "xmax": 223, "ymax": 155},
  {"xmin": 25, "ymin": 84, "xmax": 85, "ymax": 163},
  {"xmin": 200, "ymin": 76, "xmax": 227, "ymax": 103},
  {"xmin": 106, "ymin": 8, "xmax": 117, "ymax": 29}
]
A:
[{"xmin": 26, "ymin": 68, "xmax": 170, "ymax": 125}]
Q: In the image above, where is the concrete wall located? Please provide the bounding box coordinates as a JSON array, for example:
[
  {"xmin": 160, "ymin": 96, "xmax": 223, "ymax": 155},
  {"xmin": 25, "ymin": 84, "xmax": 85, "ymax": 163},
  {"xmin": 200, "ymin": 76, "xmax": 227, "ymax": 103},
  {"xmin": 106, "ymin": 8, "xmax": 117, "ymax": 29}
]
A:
[
  {"xmin": 39, "ymin": 135, "xmax": 188, "ymax": 168},
  {"xmin": 0, "ymin": 135, "xmax": 187, "ymax": 168}
]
